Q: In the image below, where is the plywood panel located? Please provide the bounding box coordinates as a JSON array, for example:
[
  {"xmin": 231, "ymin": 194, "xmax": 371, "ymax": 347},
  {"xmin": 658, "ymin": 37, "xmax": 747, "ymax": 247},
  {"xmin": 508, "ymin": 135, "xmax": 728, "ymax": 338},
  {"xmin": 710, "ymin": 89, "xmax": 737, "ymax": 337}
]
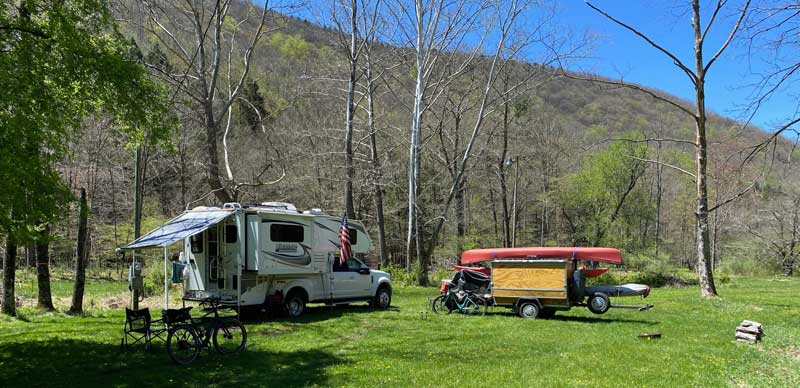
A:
[
  {"xmin": 493, "ymin": 266, "xmax": 565, "ymax": 290},
  {"xmin": 493, "ymin": 290, "xmax": 566, "ymax": 299}
]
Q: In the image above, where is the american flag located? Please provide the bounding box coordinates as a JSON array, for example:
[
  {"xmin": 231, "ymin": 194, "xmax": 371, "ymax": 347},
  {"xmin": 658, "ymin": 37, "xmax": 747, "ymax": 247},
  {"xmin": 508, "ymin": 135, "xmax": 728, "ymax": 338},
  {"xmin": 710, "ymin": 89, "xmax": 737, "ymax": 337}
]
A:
[{"xmin": 339, "ymin": 212, "xmax": 351, "ymax": 265}]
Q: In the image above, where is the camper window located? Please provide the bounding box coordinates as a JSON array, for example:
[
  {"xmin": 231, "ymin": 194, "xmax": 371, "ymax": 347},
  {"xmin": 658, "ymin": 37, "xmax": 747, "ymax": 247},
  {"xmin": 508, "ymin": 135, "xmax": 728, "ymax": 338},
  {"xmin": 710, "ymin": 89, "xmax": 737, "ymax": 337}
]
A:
[
  {"xmin": 270, "ymin": 224, "xmax": 304, "ymax": 243},
  {"xmin": 224, "ymin": 224, "xmax": 237, "ymax": 243},
  {"xmin": 348, "ymin": 228, "xmax": 358, "ymax": 244},
  {"xmin": 190, "ymin": 234, "xmax": 203, "ymax": 253}
]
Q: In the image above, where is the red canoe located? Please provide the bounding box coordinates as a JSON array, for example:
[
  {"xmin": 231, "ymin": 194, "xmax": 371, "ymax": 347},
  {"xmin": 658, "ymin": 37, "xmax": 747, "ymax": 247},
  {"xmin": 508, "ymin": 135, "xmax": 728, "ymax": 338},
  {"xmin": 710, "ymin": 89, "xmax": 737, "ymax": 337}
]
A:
[{"xmin": 460, "ymin": 247, "xmax": 623, "ymax": 266}]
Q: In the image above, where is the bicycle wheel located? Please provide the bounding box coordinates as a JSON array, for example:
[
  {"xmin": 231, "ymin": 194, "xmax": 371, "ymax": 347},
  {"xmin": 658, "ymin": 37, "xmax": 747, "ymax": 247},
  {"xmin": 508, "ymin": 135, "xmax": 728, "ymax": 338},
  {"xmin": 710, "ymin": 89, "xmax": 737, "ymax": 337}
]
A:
[
  {"xmin": 431, "ymin": 295, "xmax": 451, "ymax": 314},
  {"xmin": 166, "ymin": 324, "xmax": 200, "ymax": 365},
  {"xmin": 213, "ymin": 319, "xmax": 247, "ymax": 354}
]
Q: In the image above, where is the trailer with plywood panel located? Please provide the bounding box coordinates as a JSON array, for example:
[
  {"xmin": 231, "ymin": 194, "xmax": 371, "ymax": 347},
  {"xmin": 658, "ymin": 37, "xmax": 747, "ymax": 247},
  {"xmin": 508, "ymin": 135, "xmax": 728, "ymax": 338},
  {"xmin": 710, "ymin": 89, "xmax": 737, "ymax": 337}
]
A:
[{"xmin": 457, "ymin": 247, "xmax": 654, "ymax": 319}]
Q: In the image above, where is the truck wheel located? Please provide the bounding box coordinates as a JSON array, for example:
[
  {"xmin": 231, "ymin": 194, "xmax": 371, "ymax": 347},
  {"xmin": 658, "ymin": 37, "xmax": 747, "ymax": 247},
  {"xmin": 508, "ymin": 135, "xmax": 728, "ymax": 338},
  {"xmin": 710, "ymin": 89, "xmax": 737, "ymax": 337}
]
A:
[
  {"xmin": 285, "ymin": 290, "xmax": 306, "ymax": 318},
  {"xmin": 373, "ymin": 286, "xmax": 391, "ymax": 309},
  {"xmin": 518, "ymin": 302, "xmax": 540, "ymax": 319},
  {"xmin": 588, "ymin": 293, "xmax": 610, "ymax": 314}
]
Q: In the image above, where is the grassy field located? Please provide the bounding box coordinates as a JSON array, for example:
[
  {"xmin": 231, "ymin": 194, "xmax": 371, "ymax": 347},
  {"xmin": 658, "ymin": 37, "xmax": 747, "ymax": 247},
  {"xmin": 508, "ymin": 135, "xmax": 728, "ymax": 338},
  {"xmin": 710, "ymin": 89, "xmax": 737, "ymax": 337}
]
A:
[{"xmin": 1, "ymin": 276, "xmax": 798, "ymax": 387}]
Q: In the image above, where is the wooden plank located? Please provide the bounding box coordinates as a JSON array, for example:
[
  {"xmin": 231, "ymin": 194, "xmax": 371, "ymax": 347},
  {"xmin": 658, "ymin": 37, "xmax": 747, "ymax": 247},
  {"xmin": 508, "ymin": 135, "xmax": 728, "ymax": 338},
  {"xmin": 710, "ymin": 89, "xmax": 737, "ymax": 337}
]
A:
[
  {"xmin": 493, "ymin": 266, "xmax": 566, "ymax": 290},
  {"xmin": 735, "ymin": 331, "xmax": 759, "ymax": 342},
  {"xmin": 492, "ymin": 289, "xmax": 567, "ymax": 299},
  {"xmin": 736, "ymin": 325, "xmax": 762, "ymax": 335}
]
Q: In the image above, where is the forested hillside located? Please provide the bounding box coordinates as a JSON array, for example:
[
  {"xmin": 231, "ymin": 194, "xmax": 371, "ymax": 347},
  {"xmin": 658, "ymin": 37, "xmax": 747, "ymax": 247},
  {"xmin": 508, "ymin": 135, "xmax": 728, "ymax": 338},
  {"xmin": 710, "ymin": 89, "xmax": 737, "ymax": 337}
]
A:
[{"xmin": 27, "ymin": 0, "xmax": 797, "ymax": 283}]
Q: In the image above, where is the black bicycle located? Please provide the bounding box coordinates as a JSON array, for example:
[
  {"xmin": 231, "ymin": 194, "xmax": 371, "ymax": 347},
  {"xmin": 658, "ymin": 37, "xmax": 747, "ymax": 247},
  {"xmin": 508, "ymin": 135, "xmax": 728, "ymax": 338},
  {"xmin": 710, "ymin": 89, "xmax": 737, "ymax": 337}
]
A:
[{"xmin": 164, "ymin": 298, "xmax": 247, "ymax": 365}]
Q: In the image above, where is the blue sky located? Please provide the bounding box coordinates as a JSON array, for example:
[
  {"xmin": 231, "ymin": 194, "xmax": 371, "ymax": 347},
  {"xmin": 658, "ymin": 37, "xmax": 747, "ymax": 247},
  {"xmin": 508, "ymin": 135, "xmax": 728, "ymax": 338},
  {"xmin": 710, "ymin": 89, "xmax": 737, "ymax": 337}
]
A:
[
  {"xmin": 557, "ymin": 0, "xmax": 796, "ymax": 132},
  {"xmin": 287, "ymin": 0, "xmax": 796, "ymax": 132}
]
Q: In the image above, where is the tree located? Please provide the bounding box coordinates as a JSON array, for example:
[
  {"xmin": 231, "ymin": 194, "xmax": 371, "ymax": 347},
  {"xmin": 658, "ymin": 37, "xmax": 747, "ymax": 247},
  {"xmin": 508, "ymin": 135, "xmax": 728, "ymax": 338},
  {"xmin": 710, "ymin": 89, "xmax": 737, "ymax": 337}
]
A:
[
  {"xmin": 0, "ymin": 0, "xmax": 169, "ymax": 316},
  {"xmin": 558, "ymin": 139, "xmax": 650, "ymax": 248},
  {"xmin": 35, "ymin": 224, "xmax": 54, "ymax": 310},
  {"xmin": 69, "ymin": 189, "xmax": 89, "ymax": 315},
  {"xmin": 137, "ymin": 0, "xmax": 281, "ymax": 204},
  {"xmin": 581, "ymin": 0, "xmax": 752, "ymax": 297},
  {"xmin": 389, "ymin": 0, "xmax": 492, "ymax": 272}
]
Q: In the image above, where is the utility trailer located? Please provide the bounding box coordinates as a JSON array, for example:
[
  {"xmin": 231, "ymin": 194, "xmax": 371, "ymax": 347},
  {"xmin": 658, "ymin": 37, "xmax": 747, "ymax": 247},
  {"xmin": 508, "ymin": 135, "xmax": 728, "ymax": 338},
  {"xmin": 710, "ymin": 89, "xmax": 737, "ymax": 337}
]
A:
[
  {"xmin": 120, "ymin": 202, "xmax": 392, "ymax": 317},
  {"xmin": 458, "ymin": 247, "xmax": 653, "ymax": 319}
]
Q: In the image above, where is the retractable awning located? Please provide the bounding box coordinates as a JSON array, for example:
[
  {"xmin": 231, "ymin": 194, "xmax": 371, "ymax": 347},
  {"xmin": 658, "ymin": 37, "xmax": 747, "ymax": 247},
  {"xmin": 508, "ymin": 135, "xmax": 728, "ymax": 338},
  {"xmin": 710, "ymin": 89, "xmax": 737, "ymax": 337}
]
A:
[{"xmin": 121, "ymin": 209, "xmax": 234, "ymax": 250}]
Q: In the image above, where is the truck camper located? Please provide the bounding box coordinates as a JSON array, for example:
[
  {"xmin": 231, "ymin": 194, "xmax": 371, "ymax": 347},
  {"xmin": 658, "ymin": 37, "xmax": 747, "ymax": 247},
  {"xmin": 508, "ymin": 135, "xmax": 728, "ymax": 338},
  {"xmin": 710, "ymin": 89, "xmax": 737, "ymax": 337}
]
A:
[{"xmin": 122, "ymin": 202, "xmax": 392, "ymax": 317}]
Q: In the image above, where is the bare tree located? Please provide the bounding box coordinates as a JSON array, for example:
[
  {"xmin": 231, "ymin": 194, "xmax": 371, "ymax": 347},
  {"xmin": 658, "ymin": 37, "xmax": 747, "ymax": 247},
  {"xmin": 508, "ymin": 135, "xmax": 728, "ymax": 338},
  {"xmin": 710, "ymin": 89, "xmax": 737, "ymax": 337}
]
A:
[
  {"xmin": 136, "ymin": 0, "xmax": 281, "ymax": 204},
  {"xmin": 389, "ymin": 0, "xmax": 491, "ymax": 271},
  {"xmin": 580, "ymin": 0, "xmax": 752, "ymax": 297}
]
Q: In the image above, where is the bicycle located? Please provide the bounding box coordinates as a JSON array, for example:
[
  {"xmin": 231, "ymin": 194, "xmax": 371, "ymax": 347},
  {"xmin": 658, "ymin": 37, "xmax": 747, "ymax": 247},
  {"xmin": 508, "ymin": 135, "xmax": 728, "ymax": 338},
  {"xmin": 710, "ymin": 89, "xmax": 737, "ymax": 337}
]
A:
[
  {"xmin": 165, "ymin": 297, "xmax": 247, "ymax": 365},
  {"xmin": 431, "ymin": 281, "xmax": 488, "ymax": 316}
]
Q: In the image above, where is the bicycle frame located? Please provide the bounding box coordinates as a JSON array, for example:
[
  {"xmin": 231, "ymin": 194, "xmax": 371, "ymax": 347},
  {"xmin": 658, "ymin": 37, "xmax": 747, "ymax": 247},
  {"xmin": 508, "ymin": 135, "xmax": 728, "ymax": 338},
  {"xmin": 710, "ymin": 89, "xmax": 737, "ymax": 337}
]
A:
[{"xmin": 441, "ymin": 289, "xmax": 484, "ymax": 314}]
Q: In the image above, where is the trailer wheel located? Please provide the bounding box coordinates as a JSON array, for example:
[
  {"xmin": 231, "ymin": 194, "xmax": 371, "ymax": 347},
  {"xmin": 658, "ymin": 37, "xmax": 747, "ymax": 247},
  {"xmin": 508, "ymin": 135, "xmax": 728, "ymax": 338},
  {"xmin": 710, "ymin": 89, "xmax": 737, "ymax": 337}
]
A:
[
  {"xmin": 518, "ymin": 302, "xmax": 540, "ymax": 319},
  {"xmin": 285, "ymin": 290, "xmax": 307, "ymax": 318},
  {"xmin": 588, "ymin": 293, "xmax": 610, "ymax": 315}
]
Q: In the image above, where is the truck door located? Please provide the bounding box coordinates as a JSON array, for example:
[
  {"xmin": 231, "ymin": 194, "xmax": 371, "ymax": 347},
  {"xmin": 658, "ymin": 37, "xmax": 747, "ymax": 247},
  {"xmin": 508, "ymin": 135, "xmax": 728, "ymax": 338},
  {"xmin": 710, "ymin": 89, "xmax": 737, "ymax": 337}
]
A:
[
  {"xmin": 350, "ymin": 258, "xmax": 372, "ymax": 298},
  {"xmin": 332, "ymin": 256, "xmax": 356, "ymax": 299}
]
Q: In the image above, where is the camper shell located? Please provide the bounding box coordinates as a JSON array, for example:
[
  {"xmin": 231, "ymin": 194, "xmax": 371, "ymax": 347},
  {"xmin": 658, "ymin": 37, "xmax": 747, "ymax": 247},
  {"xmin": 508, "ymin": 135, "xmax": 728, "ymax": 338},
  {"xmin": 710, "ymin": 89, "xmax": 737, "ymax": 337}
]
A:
[{"xmin": 122, "ymin": 202, "xmax": 392, "ymax": 317}]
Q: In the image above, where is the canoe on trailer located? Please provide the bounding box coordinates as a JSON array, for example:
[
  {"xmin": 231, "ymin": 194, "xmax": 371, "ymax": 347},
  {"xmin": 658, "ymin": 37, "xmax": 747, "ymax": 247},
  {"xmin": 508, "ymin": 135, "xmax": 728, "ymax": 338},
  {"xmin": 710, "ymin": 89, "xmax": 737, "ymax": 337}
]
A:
[{"xmin": 453, "ymin": 247, "xmax": 653, "ymax": 319}]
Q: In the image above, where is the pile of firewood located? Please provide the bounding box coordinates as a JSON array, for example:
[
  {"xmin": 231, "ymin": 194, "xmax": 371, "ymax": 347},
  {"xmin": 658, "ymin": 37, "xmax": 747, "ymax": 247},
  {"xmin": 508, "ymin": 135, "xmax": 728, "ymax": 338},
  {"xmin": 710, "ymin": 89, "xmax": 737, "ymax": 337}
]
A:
[{"xmin": 735, "ymin": 320, "xmax": 764, "ymax": 343}]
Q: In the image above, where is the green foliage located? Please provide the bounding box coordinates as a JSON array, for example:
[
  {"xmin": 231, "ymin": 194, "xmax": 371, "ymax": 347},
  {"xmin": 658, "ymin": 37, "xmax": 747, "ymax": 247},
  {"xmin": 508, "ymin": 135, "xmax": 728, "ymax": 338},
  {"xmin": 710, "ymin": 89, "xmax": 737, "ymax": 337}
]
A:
[
  {"xmin": 557, "ymin": 135, "xmax": 652, "ymax": 248},
  {"xmin": 1, "ymin": 279, "xmax": 800, "ymax": 386},
  {"xmin": 0, "ymin": 0, "xmax": 171, "ymax": 243},
  {"xmin": 268, "ymin": 32, "xmax": 312, "ymax": 60}
]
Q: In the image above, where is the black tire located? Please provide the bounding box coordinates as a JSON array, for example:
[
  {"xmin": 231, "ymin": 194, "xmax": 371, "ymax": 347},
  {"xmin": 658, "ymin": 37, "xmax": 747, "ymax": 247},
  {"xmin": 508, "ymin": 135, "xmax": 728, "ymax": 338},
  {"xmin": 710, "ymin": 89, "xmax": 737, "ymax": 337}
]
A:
[
  {"xmin": 166, "ymin": 324, "xmax": 200, "ymax": 365},
  {"xmin": 374, "ymin": 286, "xmax": 392, "ymax": 309},
  {"xmin": 213, "ymin": 319, "xmax": 247, "ymax": 354},
  {"xmin": 431, "ymin": 295, "xmax": 450, "ymax": 314},
  {"xmin": 587, "ymin": 293, "xmax": 611, "ymax": 315},
  {"xmin": 285, "ymin": 290, "xmax": 307, "ymax": 318},
  {"xmin": 518, "ymin": 302, "xmax": 540, "ymax": 319}
]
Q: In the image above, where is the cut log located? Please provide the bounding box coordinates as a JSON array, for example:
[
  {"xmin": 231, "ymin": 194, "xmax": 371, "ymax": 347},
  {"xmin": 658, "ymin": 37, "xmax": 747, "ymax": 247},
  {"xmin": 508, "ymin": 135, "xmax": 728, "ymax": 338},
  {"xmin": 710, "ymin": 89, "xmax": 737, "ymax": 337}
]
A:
[
  {"xmin": 736, "ymin": 325, "xmax": 763, "ymax": 335},
  {"xmin": 735, "ymin": 331, "xmax": 759, "ymax": 342}
]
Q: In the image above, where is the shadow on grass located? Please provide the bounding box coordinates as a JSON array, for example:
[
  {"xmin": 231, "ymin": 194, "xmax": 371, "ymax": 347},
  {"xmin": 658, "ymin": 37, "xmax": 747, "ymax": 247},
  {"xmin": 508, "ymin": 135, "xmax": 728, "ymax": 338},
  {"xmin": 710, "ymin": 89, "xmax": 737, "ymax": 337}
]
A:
[
  {"xmin": 0, "ymin": 339, "xmax": 341, "ymax": 388},
  {"xmin": 241, "ymin": 303, "xmax": 400, "ymax": 324},
  {"xmin": 484, "ymin": 309, "xmax": 657, "ymax": 325}
]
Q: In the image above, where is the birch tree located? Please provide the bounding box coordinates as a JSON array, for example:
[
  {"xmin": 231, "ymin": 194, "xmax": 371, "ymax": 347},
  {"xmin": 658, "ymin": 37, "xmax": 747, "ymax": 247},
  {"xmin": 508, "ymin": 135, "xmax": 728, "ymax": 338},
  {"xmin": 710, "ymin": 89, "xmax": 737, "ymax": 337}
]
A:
[{"xmin": 389, "ymin": 0, "xmax": 491, "ymax": 271}]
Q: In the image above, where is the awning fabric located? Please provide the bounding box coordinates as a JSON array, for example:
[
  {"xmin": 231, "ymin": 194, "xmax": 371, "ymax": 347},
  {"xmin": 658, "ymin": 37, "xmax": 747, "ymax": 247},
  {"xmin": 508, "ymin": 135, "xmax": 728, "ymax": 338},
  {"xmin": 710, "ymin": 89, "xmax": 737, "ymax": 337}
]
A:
[
  {"xmin": 122, "ymin": 209, "xmax": 234, "ymax": 250},
  {"xmin": 460, "ymin": 247, "xmax": 623, "ymax": 265}
]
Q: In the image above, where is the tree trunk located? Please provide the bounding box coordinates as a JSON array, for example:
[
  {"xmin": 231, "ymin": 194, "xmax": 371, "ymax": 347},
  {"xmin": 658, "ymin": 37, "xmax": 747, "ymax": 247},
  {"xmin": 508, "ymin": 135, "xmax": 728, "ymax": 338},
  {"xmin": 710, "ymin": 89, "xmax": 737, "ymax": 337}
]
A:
[
  {"xmin": 2, "ymin": 237, "xmax": 17, "ymax": 316},
  {"xmin": 693, "ymin": 0, "xmax": 717, "ymax": 297},
  {"xmin": 365, "ymin": 57, "xmax": 388, "ymax": 268},
  {"xmin": 204, "ymin": 107, "xmax": 233, "ymax": 204},
  {"xmin": 70, "ymin": 188, "xmax": 89, "ymax": 314},
  {"xmin": 455, "ymin": 178, "xmax": 466, "ymax": 253},
  {"xmin": 36, "ymin": 224, "xmax": 54, "ymax": 310},
  {"xmin": 499, "ymin": 98, "xmax": 511, "ymax": 248},
  {"xmin": 343, "ymin": 0, "xmax": 358, "ymax": 218}
]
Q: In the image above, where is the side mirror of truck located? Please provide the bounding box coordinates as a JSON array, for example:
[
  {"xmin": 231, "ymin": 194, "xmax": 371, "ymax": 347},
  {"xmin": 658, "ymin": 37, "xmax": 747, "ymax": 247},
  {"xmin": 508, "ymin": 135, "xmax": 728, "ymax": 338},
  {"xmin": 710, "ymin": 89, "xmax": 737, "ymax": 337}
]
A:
[{"xmin": 358, "ymin": 267, "xmax": 370, "ymax": 275}]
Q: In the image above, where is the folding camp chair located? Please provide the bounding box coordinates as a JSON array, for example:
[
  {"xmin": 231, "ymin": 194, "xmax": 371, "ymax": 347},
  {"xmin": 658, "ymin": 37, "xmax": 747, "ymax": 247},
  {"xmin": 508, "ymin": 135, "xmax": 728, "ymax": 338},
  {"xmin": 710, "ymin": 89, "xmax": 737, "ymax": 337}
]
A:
[{"xmin": 121, "ymin": 308, "xmax": 166, "ymax": 350}]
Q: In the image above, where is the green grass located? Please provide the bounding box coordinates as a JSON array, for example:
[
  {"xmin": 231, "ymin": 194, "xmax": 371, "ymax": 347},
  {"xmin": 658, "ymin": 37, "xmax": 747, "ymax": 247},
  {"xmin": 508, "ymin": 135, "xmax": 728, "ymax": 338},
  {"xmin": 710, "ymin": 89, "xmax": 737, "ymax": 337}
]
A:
[{"xmin": 1, "ymin": 276, "xmax": 798, "ymax": 387}]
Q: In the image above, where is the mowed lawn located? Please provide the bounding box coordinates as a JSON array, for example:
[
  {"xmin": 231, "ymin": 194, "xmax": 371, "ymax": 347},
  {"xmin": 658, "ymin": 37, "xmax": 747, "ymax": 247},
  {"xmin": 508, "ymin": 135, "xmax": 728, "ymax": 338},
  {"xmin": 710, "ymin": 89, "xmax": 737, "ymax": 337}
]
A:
[{"xmin": 1, "ymin": 277, "xmax": 799, "ymax": 387}]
